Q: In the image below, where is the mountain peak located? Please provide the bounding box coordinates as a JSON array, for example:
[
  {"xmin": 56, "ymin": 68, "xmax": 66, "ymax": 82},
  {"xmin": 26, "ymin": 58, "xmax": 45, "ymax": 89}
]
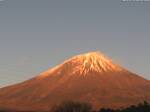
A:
[
  {"xmin": 68, "ymin": 51, "xmax": 122, "ymax": 74},
  {"xmin": 39, "ymin": 51, "xmax": 123, "ymax": 78}
]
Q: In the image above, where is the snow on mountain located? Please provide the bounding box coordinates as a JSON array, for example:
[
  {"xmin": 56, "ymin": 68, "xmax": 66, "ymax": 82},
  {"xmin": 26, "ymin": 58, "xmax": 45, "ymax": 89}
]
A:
[{"xmin": 39, "ymin": 52, "xmax": 123, "ymax": 78}]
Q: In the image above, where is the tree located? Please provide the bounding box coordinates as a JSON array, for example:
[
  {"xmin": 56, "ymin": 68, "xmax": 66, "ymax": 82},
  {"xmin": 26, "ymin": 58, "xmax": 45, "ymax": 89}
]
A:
[
  {"xmin": 51, "ymin": 101, "xmax": 92, "ymax": 112},
  {"xmin": 99, "ymin": 101, "xmax": 150, "ymax": 112},
  {"xmin": 99, "ymin": 108, "xmax": 115, "ymax": 112}
]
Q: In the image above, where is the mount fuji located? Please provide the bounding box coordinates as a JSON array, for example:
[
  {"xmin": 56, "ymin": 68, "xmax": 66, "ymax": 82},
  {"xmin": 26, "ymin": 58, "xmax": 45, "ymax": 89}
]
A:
[{"xmin": 0, "ymin": 51, "xmax": 150, "ymax": 111}]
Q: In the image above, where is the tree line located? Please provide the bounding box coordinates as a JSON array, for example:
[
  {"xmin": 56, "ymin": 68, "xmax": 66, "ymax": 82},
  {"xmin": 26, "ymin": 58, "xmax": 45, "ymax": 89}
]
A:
[
  {"xmin": 52, "ymin": 101, "xmax": 150, "ymax": 112},
  {"xmin": 0, "ymin": 101, "xmax": 150, "ymax": 112}
]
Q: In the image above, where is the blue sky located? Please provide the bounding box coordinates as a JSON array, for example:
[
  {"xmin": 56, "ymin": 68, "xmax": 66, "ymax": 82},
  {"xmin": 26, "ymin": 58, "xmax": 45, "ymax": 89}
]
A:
[{"xmin": 0, "ymin": 0, "xmax": 150, "ymax": 87}]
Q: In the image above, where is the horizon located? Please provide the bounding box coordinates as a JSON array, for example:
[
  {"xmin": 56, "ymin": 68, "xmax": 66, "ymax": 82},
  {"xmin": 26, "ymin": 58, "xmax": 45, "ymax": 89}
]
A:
[{"xmin": 0, "ymin": 0, "xmax": 150, "ymax": 87}]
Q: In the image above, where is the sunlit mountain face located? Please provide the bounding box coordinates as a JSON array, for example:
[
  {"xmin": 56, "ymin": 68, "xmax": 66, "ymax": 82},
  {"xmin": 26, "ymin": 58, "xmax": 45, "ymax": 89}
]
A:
[
  {"xmin": 0, "ymin": 51, "xmax": 150, "ymax": 111},
  {"xmin": 39, "ymin": 52, "xmax": 123, "ymax": 78}
]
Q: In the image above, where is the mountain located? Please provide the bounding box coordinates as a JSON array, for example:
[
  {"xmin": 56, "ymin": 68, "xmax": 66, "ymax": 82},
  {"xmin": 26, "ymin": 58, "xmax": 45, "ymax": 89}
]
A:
[{"xmin": 0, "ymin": 51, "xmax": 150, "ymax": 111}]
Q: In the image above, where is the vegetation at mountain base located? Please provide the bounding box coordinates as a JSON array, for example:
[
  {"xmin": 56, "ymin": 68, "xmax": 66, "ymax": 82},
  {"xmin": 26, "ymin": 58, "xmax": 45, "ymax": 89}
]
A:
[
  {"xmin": 98, "ymin": 101, "xmax": 150, "ymax": 112},
  {"xmin": 51, "ymin": 101, "xmax": 92, "ymax": 112},
  {"xmin": 0, "ymin": 101, "xmax": 149, "ymax": 112},
  {"xmin": 51, "ymin": 101, "xmax": 150, "ymax": 112}
]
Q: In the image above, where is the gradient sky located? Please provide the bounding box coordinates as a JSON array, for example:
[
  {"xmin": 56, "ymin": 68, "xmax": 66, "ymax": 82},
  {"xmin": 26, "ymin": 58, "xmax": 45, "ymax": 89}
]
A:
[{"xmin": 0, "ymin": 0, "xmax": 150, "ymax": 87}]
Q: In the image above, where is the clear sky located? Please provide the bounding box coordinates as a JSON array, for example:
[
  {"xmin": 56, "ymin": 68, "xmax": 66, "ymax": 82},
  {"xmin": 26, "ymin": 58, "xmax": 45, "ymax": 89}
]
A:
[{"xmin": 0, "ymin": 0, "xmax": 150, "ymax": 87}]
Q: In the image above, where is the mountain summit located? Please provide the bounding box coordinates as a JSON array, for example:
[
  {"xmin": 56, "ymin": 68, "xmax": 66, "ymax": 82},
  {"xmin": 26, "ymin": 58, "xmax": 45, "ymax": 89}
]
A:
[
  {"xmin": 39, "ymin": 51, "xmax": 122, "ymax": 78},
  {"xmin": 0, "ymin": 51, "xmax": 150, "ymax": 111}
]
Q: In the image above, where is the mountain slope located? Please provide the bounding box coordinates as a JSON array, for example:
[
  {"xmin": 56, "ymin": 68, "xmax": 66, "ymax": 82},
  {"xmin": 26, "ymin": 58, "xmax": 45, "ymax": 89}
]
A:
[{"xmin": 0, "ymin": 52, "xmax": 150, "ymax": 111}]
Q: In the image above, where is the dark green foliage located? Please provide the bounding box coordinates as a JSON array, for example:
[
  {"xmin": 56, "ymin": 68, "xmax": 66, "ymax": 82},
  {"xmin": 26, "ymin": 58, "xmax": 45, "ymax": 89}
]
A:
[
  {"xmin": 52, "ymin": 101, "xmax": 150, "ymax": 112},
  {"xmin": 51, "ymin": 101, "xmax": 92, "ymax": 112},
  {"xmin": 51, "ymin": 101, "xmax": 150, "ymax": 112},
  {"xmin": 0, "ymin": 101, "xmax": 149, "ymax": 112},
  {"xmin": 99, "ymin": 108, "xmax": 115, "ymax": 112},
  {"xmin": 99, "ymin": 101, "xmax": 150, "ymax": 112}
]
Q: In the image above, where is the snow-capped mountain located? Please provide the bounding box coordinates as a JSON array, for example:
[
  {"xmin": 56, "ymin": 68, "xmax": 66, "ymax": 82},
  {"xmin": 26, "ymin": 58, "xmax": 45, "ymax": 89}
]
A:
[{"xmin": 0, "ymin": 51, "xmax": 150, "ymax": 111}]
